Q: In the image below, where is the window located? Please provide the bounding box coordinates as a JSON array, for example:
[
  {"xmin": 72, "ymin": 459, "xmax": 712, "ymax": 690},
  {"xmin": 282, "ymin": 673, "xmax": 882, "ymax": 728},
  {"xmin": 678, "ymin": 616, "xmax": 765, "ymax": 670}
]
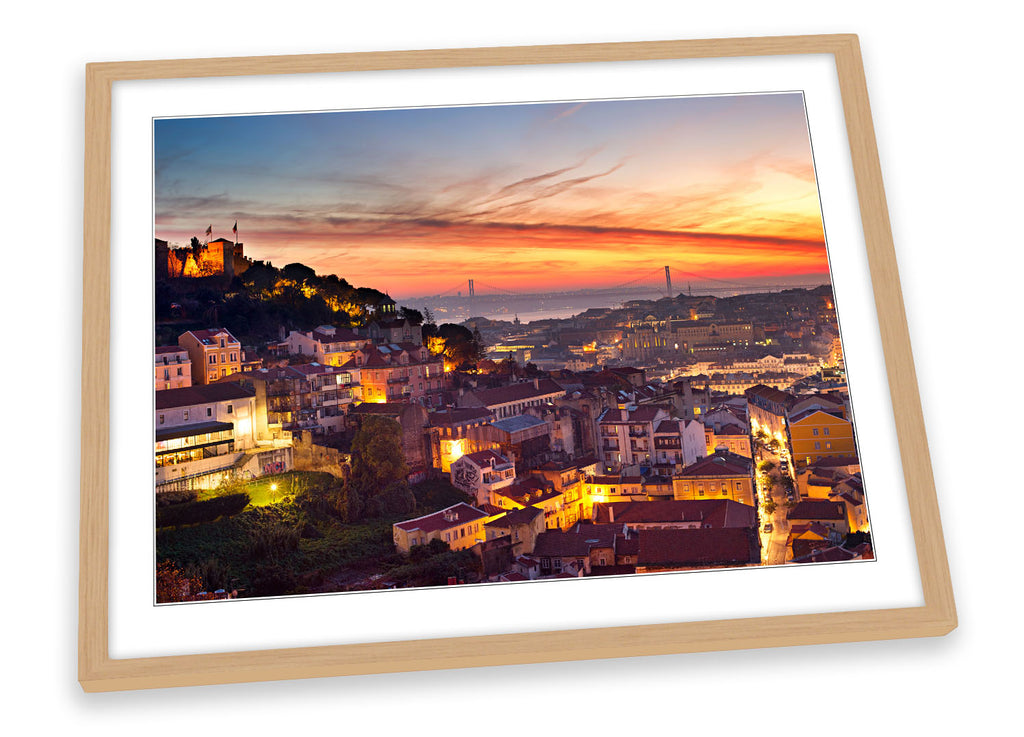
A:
[
  {"xmin": 814, "ymin": 442, "xmax": 821, "ymax": 450},
  {"xmin": 164, "ymin": 382, "xmax": 170, "ymax": 390},
  {"xmin": 209, "ymin": 354, "xmax": 216, "ymax": 364},
  {"xmin": 220, "ymin": 339, "xmax": 225, "ymax": 348},
  {"xmin": 826, "ymin": 442, "xmax": 832, "ymax": 450},
  {"xmin": 206, "ymin": 407, "xmax": 212, "ymax": 417},
  {"xmin": 176, "ymin": 367, "xmax": 183, "ymax": 376},
  {"xmin": 230, "ymin": 353, "xmax": 237, "ymax": 362},
  {"xmin": 227, "ymin": 404, "xmax": 233, "ymax": 414},
  {"xmin": 158, "ymin": 414, "xmax": 165, "ymax": 425},
  {"xmin": 823, "ymin": 427, "xmax": 830, "ymax": 436},
  {"xmin": 163, "ymin": 369, "xmax": 170, "ymax": 380},
  {"xmin": 812, "ymin": 428, "xmax": 819, "ymax": 436},
  {"xmin": 183, "ymin": 410, "xmax": 189, "ymax": 421}
]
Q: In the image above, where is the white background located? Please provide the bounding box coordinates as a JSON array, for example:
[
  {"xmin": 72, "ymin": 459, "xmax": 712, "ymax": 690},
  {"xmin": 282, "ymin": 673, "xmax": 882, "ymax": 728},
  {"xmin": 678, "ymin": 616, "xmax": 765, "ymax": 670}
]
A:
[{"xmin": 1, "ymin": 1, "xmax": 1019, "ymax": 733}]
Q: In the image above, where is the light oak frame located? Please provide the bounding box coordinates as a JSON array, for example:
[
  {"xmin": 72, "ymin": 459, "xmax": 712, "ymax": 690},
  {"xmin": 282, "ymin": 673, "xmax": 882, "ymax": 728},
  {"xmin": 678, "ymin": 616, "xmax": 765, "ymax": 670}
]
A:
[{"xmin": 80, "ymin": 34, "xmax": 956, "ymax": 692}]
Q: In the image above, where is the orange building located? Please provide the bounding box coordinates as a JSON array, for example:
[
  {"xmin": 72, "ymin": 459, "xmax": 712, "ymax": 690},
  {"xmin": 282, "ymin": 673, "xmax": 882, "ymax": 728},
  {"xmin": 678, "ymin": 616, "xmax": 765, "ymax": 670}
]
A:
[
  {"xmin": 788, "ymin": 409, "xmax": 856, "ymax": 467},
  {"xmin": 179, "ymin": 328, "xmax": 243, "ymax": 385}
]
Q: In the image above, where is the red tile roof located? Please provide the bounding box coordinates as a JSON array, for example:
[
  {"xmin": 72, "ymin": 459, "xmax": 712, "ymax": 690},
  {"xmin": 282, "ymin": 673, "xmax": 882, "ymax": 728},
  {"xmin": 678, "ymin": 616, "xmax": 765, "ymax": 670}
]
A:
[
  {"xmin": 460, "ymin": 449, "xmax": 512, "ymax": 468},
  {"xmin": 678, "ymin": 450, "xmax": 752, "ymax": 478},
  {"xmin": 394, "ymin": 503, "xmax": 489, "ymax": 533},
  {"xmin": 184, "ymin": 328, "xmax": 239, "ymax": 345},
  {"xmin": 789, "ymin": 500, "xmax": 847, "ymax": 521},
  {"xmin": 637, "ymin": 528, "xmax": 758, "ymax": 567},
  {"xmin": 464, "ymin": 378, "xmax": 565, "ymax": 407},
  {"xmin": 593, "ymin": 499, "xmax": 755, "ymax": 528},
  {"xmin": 155, "ymin": 382, "xmax": 255, "ymax": 410}
]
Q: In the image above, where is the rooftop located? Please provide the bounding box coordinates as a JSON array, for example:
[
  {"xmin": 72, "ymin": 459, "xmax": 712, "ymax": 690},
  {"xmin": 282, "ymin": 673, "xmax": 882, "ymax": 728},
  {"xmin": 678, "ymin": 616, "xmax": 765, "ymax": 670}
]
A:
[
  {"xmin": 394, "ymin": 503, "xmax": 489, "ymax": 534},
  {"xmin": 156, "ymin": 382, "xmax": 255, "ymax": 410}
]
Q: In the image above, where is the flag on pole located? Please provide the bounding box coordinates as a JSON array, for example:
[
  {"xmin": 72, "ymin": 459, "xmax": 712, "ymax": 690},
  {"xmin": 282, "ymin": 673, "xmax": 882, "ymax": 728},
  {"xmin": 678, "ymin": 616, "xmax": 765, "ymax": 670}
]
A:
[
  {"xmin": 232, "ymin": 221, "xmax": 237, "ymax": 237},
  {"xmin": 205, "ymin": 224, "xmax": 212, "ymax": 236}
]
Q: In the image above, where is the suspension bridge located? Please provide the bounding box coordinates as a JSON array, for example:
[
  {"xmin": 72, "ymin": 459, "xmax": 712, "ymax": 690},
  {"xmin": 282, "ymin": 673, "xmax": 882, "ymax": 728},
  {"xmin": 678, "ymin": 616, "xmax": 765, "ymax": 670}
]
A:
[{"xmin": 414, "ymin": 266, "xmax": 826, "ymax": 302}]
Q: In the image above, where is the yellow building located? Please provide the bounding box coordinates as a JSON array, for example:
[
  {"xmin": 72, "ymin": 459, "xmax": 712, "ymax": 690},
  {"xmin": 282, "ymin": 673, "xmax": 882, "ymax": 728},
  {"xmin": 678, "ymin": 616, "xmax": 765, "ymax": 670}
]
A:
[
  {"xmin": 672, "ymin": 449, "xmax": 755, "ymax": 506},
  {"xmin": 788, "ymin": 409, "xmax": 856, "ymax": 467},
  {"xmin": 179, "ymin": 328, "xmax": 242, "ymax": 385},
  {"xmin": 392, "ymin": 503, "xmax": 492, "ymax": 554}
]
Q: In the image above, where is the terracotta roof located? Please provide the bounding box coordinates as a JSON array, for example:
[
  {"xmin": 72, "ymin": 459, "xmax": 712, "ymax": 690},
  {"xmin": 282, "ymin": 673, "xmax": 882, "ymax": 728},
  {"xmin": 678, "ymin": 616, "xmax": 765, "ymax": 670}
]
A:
[
  {"xmin": 789, "ymin": 500, "xmax": 847, "ymax": 521},
  {"xmin": 792, "ymin": 545, "xmax": 857, "ymax": 564},
  {"xmin": 654, "ymin": 420, "xmax": 681, "ymax": 434},
  {"xmin": 183, "ymin": 328, "xmax": 239, "ymax": 345},
  {"xmin": 394, "ymin": 503, "xmax": 489, "ymax": 533},
  {"xmin": 489, "ymin": 415, "xmax": 549, "ymax": 434},
  {"xmin": 459, "ymin": 449, "xmax": 513, "ymax": 468},
  {"xmin": 678, "ymin": 450, "xmax": 752, "ymax": 478},
  {"xmin": 499, "ymin": 571, "xmax": 529, "ymax": 582},
  {"xmin": 637, "ymin": 527, "xmax": 758, "ymax": 567},
  {"xmin": 484, "ymin": 506, "xmax": 544, "ymax": 528},
  {"xmin": 428, "ymin": 408, "xmax": 494, "ymax": 426},
  {"xmin": 615, "ymin": 535, "xmax": 640, "ymax": 555},
  {"xmin": 533, "ymin": 529, "xmax": 615, "ymax": 558},
  {"xmin": 156, "ymin": 383, "xmax": 255, "ymax": 410},
  {"xmin": 598, "ymin": 405, "xmax": 665, "ymax": 424},
  {"xmin": 593, "ymin": 499, "xmax": 755, "ymax": 528},
  {"xmin": 464, "ymin": 378, "xmax": 565, "ymax": 407},
  {"xmin": 745, "ymin": 384, "xmax": 795, "ymax": 406}
]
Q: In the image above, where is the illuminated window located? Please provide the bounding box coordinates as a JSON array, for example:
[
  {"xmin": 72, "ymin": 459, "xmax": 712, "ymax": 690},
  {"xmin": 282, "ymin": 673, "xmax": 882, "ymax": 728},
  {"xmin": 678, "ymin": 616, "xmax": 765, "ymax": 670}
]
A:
[{"xmin": 814, "ymin": 442, "xmax": 821, "ymax": 450}]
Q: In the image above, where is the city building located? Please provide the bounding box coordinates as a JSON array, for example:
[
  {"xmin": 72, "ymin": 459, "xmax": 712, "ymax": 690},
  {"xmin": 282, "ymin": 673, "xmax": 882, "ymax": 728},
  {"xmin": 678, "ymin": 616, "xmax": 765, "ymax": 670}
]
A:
[
  {"xmin": 450, "ymin": 449, "xmax": 516, "ymax": 506},
  {"xmin": 178, "ymin": 328, "xmax": 242, "ymax": 385},
  {"xmin": 789, "ymin": 409, "xmax": 856, "ymax": 467},
  {"xmin": 426, "ymin": 407, "xmax": 495, "ymax": 473},
  {"xmin": 282, "ymin": 325, "xmax": 364, "ymax": 366},
  {"xmin": 345, "ymin": 342, "xmax": 445, "ymax": 406},
  {"xmin": 155, "ymin": 345, "xmax": 191, "ymax": 390},
  {"xmin": 155, "ymin": 382, "xmax": 270, "ymax": 491},
  {"xmin": 672, "ymin": 449, "xmax": 755, "ymax": 506},
  {"xmin": 226, "ymin": 363, "xmax": 357, "ymax": 438},
  {"xmin": 457, "ymin": 378, "xmax": 566, "ymax": 419},
  {"xmin": 596, "ymin": 405, "xmax": 672, "ymax": 469},
  {"xmin": 392, "ymin": 503, "xmax": 492, "ymax": 554}
]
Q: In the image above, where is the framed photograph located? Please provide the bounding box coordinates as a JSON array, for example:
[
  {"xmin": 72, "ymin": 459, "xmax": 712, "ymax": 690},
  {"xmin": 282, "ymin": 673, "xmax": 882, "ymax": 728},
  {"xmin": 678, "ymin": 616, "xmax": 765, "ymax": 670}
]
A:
[{"xmin": 80, "ymin": 34, "xmax": 955, "ymax": 692}]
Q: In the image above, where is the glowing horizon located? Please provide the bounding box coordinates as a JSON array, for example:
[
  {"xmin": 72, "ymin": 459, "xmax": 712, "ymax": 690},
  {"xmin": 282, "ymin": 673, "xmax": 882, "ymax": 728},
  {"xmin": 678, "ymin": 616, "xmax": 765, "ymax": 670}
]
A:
[{"xmin": 155, "ymin": 93, "xmax": 830, "ymax": 297}]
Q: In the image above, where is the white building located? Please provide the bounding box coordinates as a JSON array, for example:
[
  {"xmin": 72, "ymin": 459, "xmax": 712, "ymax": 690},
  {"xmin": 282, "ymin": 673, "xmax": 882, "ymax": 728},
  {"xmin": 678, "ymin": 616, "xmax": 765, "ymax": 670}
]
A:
[
  {"xmin": 450, "ymin": 449, "xmax": 516, "ymax": 506},
  {"xmin": 155, "ymin": 383, "xmax": 275, "ymax": 491}
]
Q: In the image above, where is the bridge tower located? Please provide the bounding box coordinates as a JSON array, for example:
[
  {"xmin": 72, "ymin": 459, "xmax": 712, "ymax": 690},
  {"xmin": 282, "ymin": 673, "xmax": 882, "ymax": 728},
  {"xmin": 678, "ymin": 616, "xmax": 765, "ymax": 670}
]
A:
[
  {"xmin": 468, "ymin": 279, "xmax": 475, "ymax": 297},
  {"xmin": 664, "ymin": 266, "xmax": 673, "ymax": 298}
]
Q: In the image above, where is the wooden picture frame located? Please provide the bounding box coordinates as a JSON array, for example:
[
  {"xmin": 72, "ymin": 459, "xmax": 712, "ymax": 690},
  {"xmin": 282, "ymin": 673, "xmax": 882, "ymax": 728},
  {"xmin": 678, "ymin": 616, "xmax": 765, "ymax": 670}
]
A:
[{"xmin": 80, "ymin": 34, "xmax": 955, "ymax": 692}]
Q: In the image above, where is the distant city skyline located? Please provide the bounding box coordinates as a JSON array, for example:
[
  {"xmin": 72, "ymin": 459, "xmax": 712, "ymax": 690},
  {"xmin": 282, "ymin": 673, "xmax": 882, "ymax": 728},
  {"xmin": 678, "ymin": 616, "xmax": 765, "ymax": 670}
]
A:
[{"xmin": 155, "ymin": 92, "xmax": 829, "ymax": 297}]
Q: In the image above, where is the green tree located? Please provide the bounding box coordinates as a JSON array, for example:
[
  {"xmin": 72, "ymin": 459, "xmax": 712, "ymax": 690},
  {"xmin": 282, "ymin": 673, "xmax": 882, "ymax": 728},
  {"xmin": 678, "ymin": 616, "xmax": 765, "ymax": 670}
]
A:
[{"xmin": 350, "ymin": 416, "xmax": 408, "ymax": 498}]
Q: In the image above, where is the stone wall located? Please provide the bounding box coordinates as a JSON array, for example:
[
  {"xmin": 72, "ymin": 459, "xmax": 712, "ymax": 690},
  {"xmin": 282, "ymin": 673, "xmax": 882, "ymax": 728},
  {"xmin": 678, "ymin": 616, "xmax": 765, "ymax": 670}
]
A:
[{"xmin": 292, "ymin": 431, "xmax": 351, "ymax": 479}]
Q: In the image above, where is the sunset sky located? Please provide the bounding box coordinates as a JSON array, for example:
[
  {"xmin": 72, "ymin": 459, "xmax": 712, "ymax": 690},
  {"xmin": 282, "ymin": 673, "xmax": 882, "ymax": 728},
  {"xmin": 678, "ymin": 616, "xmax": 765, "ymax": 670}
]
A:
[{"xmin": 154, "ymin": 93, "xmax": 829, "ymax": 297}]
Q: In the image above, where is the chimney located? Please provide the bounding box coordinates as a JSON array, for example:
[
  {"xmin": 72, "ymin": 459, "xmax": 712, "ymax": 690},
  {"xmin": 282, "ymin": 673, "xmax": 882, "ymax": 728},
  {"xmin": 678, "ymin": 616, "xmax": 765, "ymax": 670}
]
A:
[{"xmin": 533, "ymin": 378, "xmax": 540, "ymax": 390}]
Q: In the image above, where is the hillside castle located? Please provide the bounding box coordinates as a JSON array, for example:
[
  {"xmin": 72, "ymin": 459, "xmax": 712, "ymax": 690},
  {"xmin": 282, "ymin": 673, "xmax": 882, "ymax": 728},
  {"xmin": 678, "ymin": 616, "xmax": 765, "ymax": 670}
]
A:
[{"xmin": 155, "ymin": 238, "xmax": 251, "ymax": 280}]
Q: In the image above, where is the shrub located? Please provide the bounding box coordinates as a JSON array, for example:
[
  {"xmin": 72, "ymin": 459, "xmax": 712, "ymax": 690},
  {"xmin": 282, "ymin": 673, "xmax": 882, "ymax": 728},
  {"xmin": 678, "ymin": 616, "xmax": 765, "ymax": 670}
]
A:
[
  {"xmin": 251, "ymin": 564, "xmax": 296, "ymax": 597},
  {"xmin": 156, "ymin": 493, "xmax": 250, "ymax": 528},
  {"xmin": 156, "ymin": 489, "xmax": 198, "ymax": 506},
  {"xmin": 246, "ymin": 521, "xmax": 300, "ymax": 560}
]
